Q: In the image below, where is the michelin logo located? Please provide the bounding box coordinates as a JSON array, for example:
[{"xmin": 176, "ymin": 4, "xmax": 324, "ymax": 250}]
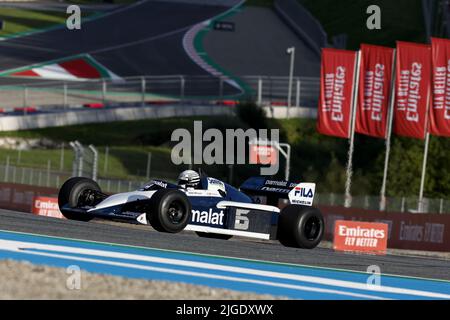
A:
[
  {"xmin": 288, "ymin": 183, "xmax": 315, "ymax": 206},
  {"xmin": 191, "ymin": 208, "xmax": 225, "ymax": 226}
]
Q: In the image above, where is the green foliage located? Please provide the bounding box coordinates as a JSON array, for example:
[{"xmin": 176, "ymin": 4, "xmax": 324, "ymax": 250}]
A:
[
  {"xmin": 236, "ymin": 101, "xmax": 270, "ymax": 130},
  {"xmin": 298, "ymin": 0, "xmax": 426, "ymax": 50}
]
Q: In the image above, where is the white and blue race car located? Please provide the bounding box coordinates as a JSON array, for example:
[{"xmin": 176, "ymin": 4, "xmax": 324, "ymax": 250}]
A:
[{"xmin": 58, "ymin": 170, "xmax": 324, "ymax": 249}]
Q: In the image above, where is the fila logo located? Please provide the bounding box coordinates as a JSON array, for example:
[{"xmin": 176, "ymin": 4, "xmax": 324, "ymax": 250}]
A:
[
  {"xmin": 288, "ymin": 183, "xmax": 315, "ymax": 206},
  {"xmin": 294, "ymin": 187, "xmax": 314, "ymax": 198}
]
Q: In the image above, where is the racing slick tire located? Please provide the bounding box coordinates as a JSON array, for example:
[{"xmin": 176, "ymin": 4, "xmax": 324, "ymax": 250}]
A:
[
  {"xmin": 277, "ymin": 205, "xmax": 324, "ymax": 249},
  {"xmin": 195, "ymin": 232, "xmax": 233, "ymax": 240},
  {"xmin": 148, "ymin": 189, "xmax": 191, "ymax": 233},
  {"xmin": 58, "ymin": 177, "xmax": 101, "ymax": 222}
]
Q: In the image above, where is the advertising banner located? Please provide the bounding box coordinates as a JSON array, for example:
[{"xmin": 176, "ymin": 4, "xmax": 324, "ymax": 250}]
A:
[
  {"xmin": 394, "ymin": 42, "xmax": 432, "ymax": 139},
  {"xmin": 31, "ymin": 196, "xmax": 64, "ymax": 219},
  {"xmin": 317, "ymin": 48, "xmax": 358, "ymax": 138},
  {"xmin": 430, "ymin": 37, "xmax": 450, "ymax": 137},
  {"xmin": 333, "ymin": 220, "xmax": 388, "ymax": 254},
  {"xmin": 356, "ymin": 44, "xmax": 394, "ymax": 138},
  {"xmin": 249, "ymin": 145, "xmax": 278, "ymax": 165},
  {"xmin": 321, "ymin": 205, "xmax": 450, "ymax": 252}
]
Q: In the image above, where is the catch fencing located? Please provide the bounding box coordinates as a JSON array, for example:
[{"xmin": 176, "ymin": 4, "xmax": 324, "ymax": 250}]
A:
[
  {"xmin": 0, "ymin": 162, "xmax": 448, "ymax": 214},
  {"xmin": 0, "ymin": 75, "xmax": 320, "ymax": 110}
]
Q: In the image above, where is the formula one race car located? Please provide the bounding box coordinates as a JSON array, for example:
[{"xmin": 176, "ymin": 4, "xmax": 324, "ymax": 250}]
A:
[{"xmin": 58, "ymin": 170, "xmax": 324, "ymax": 249}]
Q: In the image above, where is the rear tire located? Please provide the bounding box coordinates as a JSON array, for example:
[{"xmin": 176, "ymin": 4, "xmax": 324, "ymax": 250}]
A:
[
  {"xmin": 196, "ymin": 232, "xmax": 232, "ymax": 240},
  {"xmin": 277, "ymin": 205, "xmax": 324, "ymax": 249},
  {"xmin": 148, "ymin": 189, "xmax": 191, "ymax": 233},
  {"xmin": 58, "ymin": 177, "xmax": 100, "ymax": 222}
]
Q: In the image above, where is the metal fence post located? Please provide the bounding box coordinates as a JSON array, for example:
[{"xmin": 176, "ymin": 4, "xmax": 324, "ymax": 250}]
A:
[
  {"xmin": 296, "ymin": 79, "xmax": 301, "ymax": 108},
  {"xmin": 257, "ymin": 77, "xmax": 263, "ymax": 106},
  {"xmin": 23, "ymin": 86, "xmax": 28, "ymax": 111},
  {"xmin": 102, "ymin": 80, "xmax": 107, "ymax": 105},
  {"xmin": 75, "ymin": 141, "xmax": 84, "ymax": 177},
  {"xmin": 89, "ymin": 144, "xmax": 98, "ymax": 181},
  {"xmin": 180, "ymin": 75, "xmax": 185, "ymax": 102},
  {"xmin": 63, "ymin": 83, "xmax": 68, "ymax": 108},
  {"xmin": 146, "ymin": 152, "xmax": 152, "ymax": 180},
  {"xmin": 70, "ymin": 141, "xmax": 79, "ymax": 177},
  {"xmin": 439, "ymin": 198, "xmax": 444, "ymax": 214},
  {"xmin": 4, "ymin": 156, "xmax": 10, "ymax": 182},
  {"xmin": 141, "ymin": 77, "xmax": 146, "ymax": 106},
  {"xmin": 104, "ymin": 146, "xmax": 109, "ymax": 174},
  {"xmin": 12, "ymin": 166, "xmax": 16, "ymax": 183},
  {"xmin": 401, "ymin": 197, "xmax": 406, "ymax": 212},
  {"xmin": 20, "ymin": 167, "xmax": 25, "ymax": 184}
]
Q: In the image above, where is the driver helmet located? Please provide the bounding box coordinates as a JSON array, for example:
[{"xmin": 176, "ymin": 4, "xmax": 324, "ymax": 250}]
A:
[{"xmin": 178, "ymin": 170, "xmax": 200, "ymax": 189}]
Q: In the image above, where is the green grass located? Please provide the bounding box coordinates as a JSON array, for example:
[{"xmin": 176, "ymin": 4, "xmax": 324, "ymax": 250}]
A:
[
  {"xmin": 0, "ymin": 7, "xmax": 92, "ymax": 38},
  {"xmin": 0, "ymin": 116, "xmax": 251, "ymax": 182},
  {"xmin": 0, "ymin": 115, "xmax": 448, "ymax": 199},
  {"xmin": 298, "ymin": 0, "xmax": 426, "ymax": 49}
]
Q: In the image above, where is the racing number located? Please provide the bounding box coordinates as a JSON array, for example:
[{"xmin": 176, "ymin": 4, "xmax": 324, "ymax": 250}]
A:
[{"xmin": 234, "ymin": 209, "xmax": 249, "ymax": 230}]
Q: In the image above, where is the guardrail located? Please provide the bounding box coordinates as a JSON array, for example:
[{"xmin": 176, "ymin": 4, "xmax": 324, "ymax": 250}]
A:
[{"xmin": 0, "ymin": 75, "xmax": 320, "ymax": 111}]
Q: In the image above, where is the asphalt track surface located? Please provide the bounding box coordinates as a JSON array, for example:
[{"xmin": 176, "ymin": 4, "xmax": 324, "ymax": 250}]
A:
[
  {"xmin": 0, "ymin": 0, "xmax": 230, "ymax": 77},
  {"xmin": 1, "ymin": 209, "xmax": 450, "ymax": 282}
]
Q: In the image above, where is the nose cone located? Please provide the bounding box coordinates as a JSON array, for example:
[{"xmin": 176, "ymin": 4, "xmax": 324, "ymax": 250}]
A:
[{"xmin": 89, "ymin": 190, "xmax": 156, "ymax": 211}]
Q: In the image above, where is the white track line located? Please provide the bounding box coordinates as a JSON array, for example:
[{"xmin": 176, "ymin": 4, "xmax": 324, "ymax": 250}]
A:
[
  {"xmin": 1, "ymin": 239, "xmax": 449, "ymax": 299},
  {"xmin": 0, "ymin": 241, "xmax": 386, "ymax": 299}
]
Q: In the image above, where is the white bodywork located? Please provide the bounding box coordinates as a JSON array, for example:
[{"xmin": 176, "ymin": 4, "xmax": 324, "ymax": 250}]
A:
[
  {"xmin": 216, "ymin": 201, "xmax": 280, "ymax": 213},
  {"xmin": 88, "ymin": 190, "xmax": 157, "ymax": 212}
]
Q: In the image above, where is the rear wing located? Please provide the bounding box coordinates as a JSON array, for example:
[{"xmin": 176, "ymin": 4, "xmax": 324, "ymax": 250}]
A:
[{"xmin": 239, "ymin": 177, "xmax": 315, "ymax": 207}]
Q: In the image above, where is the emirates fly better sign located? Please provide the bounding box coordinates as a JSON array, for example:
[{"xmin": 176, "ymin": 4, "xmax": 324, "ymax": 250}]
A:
[{"xmin": 333, "ymin": 220, "xmax": 388, "ymax": 255}]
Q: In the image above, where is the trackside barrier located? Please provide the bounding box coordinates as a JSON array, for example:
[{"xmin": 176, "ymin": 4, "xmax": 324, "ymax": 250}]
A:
[
  {"xmin": 0, "ymin": 182, "xmax": 58, "ymax": 212},
  {"xmin": 31, "ymin": 196, "xmax": 64, "ymax": 219},
  {"xmin": 0, "ymin": 182, "xmax": 449, "ymax": 252},
  {"xmin": 320, "ymin": 205, "xmax": 450, "ymax": 252}
]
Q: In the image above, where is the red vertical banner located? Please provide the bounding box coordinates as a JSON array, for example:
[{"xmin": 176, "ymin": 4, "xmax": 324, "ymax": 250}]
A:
[
  {"xmin": 317, "ymin": 48, "xmax": 358, "ymax": 138},
  {"xmin": 393, "ymin": 42, "xmax": 432, "ymax": 139},
  {"xmin": 356, "ymin": 44, "xmax": 394, "ymax": 138},
  {"xmin": 430, "ymin": 37, "xmax": 450, "ymax": 137}
]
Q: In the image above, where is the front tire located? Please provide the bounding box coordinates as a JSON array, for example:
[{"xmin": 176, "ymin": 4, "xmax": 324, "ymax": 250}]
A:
[
  {"xmin": 58, "ymin": 177, "xmax": 101, "ymax": 222},
  {"xmin": 277, "ymin": 205, "xmax": 324, "ymax": 249},
  {"xmin": 148, "ymin": 189, "xmax": 191, "ymax": 233}
]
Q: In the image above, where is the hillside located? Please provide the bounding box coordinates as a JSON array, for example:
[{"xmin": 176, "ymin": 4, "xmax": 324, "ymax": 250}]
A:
[{"xmin": 0, "ymin": 111, "xmax": 448, "ymax": 199}]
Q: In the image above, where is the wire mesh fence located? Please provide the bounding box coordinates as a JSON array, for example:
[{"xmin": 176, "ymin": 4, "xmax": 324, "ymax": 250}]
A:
[{"xmin": 0, "ymin": 162, "xmax": 448, "ymax": 214}]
